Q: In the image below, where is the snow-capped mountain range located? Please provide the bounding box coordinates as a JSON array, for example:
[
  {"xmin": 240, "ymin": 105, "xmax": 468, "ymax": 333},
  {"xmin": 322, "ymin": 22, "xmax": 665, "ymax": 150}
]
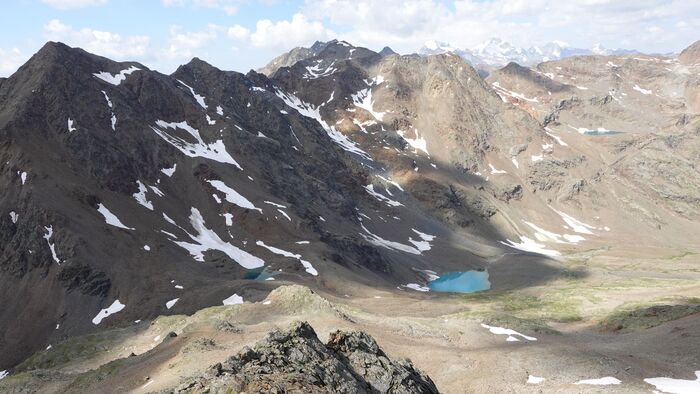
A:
[{"xmin": 419, "ymin": 38, "xmax": 636, "ymax": 68}]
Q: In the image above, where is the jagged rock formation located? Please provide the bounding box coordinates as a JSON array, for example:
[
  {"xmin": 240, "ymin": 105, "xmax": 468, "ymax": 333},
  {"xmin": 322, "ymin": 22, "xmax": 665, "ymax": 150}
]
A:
[{"xmin": 176, "ymin": 321, "xmax": 439, "ymax": 394}]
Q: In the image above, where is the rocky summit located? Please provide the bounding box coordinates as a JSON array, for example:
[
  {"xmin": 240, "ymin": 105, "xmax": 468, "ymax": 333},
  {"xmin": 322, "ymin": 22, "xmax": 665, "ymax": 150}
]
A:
[
  {"xmin": 177, "ymin": 321, "xmax": 438, "ymax": 394},
  {"xmin": 0, "ymin": 33, "xmax": 699, "ymax": 394}
]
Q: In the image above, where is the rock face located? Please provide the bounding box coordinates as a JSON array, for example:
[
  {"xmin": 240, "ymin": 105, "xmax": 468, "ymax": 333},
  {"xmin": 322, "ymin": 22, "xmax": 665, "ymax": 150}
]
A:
[{"xmin": 176, "ymin": 321, "xmax": 439, "ymax": 393}]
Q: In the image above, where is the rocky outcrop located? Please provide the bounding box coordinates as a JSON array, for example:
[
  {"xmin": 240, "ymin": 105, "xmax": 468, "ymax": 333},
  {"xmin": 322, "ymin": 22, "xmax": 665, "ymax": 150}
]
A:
[
  {"xmin": 679, "ymin": 39, "xmax": 700, "ymax": 65},
  {"xmin": 176, "ymin": 321, "xmax": 439, "ymax": 393}
]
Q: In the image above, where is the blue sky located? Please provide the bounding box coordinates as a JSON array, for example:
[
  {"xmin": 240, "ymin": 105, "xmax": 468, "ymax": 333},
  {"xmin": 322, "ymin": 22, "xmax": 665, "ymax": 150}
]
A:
[{"xmin": 1, "ymin": 0, "xmax": 699, "ymax": 77}]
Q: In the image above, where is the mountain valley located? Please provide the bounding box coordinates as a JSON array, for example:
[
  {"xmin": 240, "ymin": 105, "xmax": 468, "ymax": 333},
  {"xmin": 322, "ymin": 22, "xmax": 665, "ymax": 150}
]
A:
[{"xmin": 0, "ymin": 38, "xmax": 699, "ymax": 393}]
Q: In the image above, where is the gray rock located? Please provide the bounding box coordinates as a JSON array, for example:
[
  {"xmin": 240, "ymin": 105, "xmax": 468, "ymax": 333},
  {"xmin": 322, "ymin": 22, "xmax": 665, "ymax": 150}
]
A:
[{"xmin": 508, "ymin": 144, "xmax": 528, "ymax": 156}]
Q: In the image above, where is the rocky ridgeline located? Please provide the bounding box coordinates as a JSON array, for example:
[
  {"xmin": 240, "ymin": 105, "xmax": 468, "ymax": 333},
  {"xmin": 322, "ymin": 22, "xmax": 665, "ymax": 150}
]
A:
[{"xmin": 176, "ymin": 321, "xmax": 439, "ymax": 393}]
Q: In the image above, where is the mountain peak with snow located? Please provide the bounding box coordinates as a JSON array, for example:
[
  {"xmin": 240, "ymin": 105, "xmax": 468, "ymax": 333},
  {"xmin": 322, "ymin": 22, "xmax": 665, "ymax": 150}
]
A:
[{"xmin": 417, "ymin": 38, "xmax": 637, "ymax": 68}]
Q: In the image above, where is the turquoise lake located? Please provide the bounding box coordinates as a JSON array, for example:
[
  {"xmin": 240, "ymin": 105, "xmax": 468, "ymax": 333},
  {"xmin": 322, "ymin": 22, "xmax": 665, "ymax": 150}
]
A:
[
  {"xmin": 427, "ymin": 270, "xmax": 491, "ymax": 293},
  {"xmin": 583, "ymin": 130, "xmax": 623, "ymax": 136},
  {"xmin": 244, "ymin": 268, "xmax": 274, "ymax": 280}
]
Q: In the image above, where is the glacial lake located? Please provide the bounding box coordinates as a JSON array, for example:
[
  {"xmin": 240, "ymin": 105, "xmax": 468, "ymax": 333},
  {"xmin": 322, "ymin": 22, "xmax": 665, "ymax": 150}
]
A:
[
  {"xmin": 582, "ymin": 130, "xmax": 623, "ymax": 136},
  {"xmin": 427, "ymin": 270, "xmax": 491, "ymax": 293},
  {"xmin": 244, "ymin": 267, "xmax": 275, "ymax": 280}
]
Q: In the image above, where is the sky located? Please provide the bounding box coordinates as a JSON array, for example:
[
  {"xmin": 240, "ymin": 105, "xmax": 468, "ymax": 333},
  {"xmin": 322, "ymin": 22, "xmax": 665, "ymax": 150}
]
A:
[{"xmin": 1, "ymin": 0, "xmax": 699, "ymax": 77}]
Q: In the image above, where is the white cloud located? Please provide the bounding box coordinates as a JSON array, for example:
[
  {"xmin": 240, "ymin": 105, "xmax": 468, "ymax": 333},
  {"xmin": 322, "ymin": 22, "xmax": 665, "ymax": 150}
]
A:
[
  {"xmin": 162, "ymin": 0, "xmax": 241, "ymax": 15},
  {"xmin": 300, "ymin": 0, "xmax": 700, "ymax": 54},
  {"xmin": 0, "ymin": 48, "xmax": 28, "ymax": 77},
  {"xmin": 43, "ymin": 19, "xmax": 150, "ymax": 59},
  {"xmin": 42, "ymin": 0, "xmax": 108, "ymax": 9},
  {"xmin": 227, "ymin": 25, "xmax": 250, "ymax": 41},
  {"xmin": 230, "ymin": 13, "xmax": 335, "ymax": 50},
  {"xmin": 162, "ymin": 24, "xmax": 222, "ymax": 59}
]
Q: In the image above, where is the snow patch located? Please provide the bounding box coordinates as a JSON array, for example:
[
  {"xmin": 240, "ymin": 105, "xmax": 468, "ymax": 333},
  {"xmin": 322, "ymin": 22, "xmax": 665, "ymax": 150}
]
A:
[
  {"xmin": 151, "ymin": 120, "xmax": 241, "ymax": 168},
  {"xmin": 256, "ymin": 240, "xmax": 317, "ymax": 276},
  {"xmin": 68, "ymin": 118, "xmax": 76, "ymax": 132},
  {"xmin": 360, "ymin": 224, "xmax": 422, "ymax": 255},
  {"xmin": 93, "ymin": 66, "xmax": 140, "ymax": 85},
  {"xmin": 172, "ymin": 208, "xmax": 264, "ymax": 268},
  {"xmin": 544, "ymin": 130, "xmax": 568, "ymax": 146},
  {"xmin": 304, "ymin": 60, "xmax": 337, "ymax": 79},
  {"xmin": 480, "ymin": 323, "xmax": 537, "ymax": 341},
  {"xmin": 500, "ymin": 237, "xmax": 560, "ymax": 257},
  {"xmin": 97, "ymin": 203, "xmax": 134, "ymax": 230},
  {"xmin": 350, "ymin": 78, "xmax": 385, "ymax": 121},
  {"xmin": 574, "ymin": 377, "xmax": 621, "ymax": 385},
  {"xmin": 92, "ymin": 300, "xmax": 126, "ymax": 325},
  {"xmin": 397, "ymin": 128, "xmax": 429, "ymax": 155},
  {"xmin": 551, "ymin": 207, "xmax": 596, "ymax": 234},
  {"xmin": 222, "ymin": 293, "xmax": 244, "ymax": 305},
  {"xmin": 43, "ymin": 225, "xmax": 61, "ymax": 264},
  {"xmin": 132, "ymin": 180, "xmax": 153, "ymax": 210},
  {"xmin": 527, "ymin": 376, "xmax": 545, "ymax": 384},
  {"xmin": 177, "ymin": 79, "xmax": 207, "ymax": 108},
  {"xmin": 491, "ymin": 82, "xmax": 538, "ymax": 103},
  {"xmin": 365, "ymin": 185, "xmax": 403, "ymax": 207},
  {"xmin": 644, "ymin": 371, "xmax": 700, "ymax": 394},
  {"xmin": 161, "ymin": 164, "xmax": 177, "ymax": 177},
  {"xmin": 489, "ymin": 164, "xmax": 507, "ymax": 174},
  {"xmin": 408, "ymin": 229, "xmax": 435, "ymax": 252},
  {"xmin": 263, "ymin": 200, "xmax": 287, "ymax": 208},
  {"xmin": 633, "ymin": 84, "xmax": 652, "ymax": 95},
  {"xmin": 275, "ymin": 89, "xmax": 371, "ymax": 160},
  {"xmin": 207, "ymin": 180, "xmax": 262, "ymax": 212},
  {"xmin": 165, "ymin": 298, "xmax": 179, "ymax": 309},
  {"xmin": 222, "ymin": 213, "xmax": 233, "ymax": 226},
  {"xmin": 277, "ymin": 209, "xmax": 291, "ymax": 221},
  {"xmin": 404, "ymin": 283, "xmax": 430, "ymax": 292}
]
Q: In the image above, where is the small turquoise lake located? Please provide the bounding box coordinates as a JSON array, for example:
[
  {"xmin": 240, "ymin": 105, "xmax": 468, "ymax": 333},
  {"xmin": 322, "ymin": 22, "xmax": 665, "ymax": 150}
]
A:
[
  {"xmin": 243, "ymin": 268, "xmax": 274, "ymax": 281},
  {"xmin": 427, "ymin": 270, "xmax": 491, "ymax": 293},
  {"xmin": 584, "ymin": 130, "xmax": 623, "ymax": 136}
]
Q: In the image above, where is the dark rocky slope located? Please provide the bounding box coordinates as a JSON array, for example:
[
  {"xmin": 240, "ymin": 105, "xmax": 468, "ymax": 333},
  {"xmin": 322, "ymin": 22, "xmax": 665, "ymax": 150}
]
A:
[{"xmin": 0, "ymin": 42, "xmax": 457, "ymax": 369}]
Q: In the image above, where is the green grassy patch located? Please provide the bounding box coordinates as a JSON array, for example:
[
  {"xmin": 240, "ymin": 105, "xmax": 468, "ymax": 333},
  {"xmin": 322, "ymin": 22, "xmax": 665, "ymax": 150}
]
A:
[
  {"xmin": 599, "ymin": 298, "xmax": 700, "ymax": 332},
  {"xmin": 62, "ymin": 358, "xmax": 128, "ymax": 392}
]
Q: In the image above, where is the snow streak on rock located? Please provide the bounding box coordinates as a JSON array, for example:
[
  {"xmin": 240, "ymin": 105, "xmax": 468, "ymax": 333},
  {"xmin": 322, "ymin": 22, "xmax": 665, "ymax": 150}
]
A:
[
  {"xmin": 256, "ymin": 240, "xmax": 318, "ymax": 276},
  {"xmin": 151, "ymin": 120, "xmax": 241, "ymax": 168},
  {"xmin": 93, "ymin": 66, "xmax": 140, "ymax": 85},
  {"xmin": 275, "ymin": 89, "xmax": 371, "ymax": 160},
  {"xmin": 171, "ymin": 208, "xmax": 264, "ymax": 269},
  {"xmin": 92, "ymin": 300, "xmax": 126, "ymax": 325}
]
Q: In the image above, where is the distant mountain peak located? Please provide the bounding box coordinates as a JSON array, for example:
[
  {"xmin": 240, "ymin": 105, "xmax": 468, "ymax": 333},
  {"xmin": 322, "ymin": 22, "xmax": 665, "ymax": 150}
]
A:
[
  {"xmin": 379, "ymin": 46, "xmax": 397, "ymax": 57},
  {"xmin": 418, "ymin": 37, "xmax": 638, "ymax": 68}
]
